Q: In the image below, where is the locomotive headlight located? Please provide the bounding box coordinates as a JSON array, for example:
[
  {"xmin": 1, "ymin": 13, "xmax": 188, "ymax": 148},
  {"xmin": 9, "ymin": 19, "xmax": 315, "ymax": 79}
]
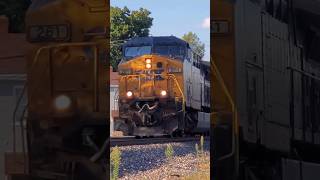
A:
[
  {"xmin": 160, "ymin": 90, "xmax": 167, "ymax": 96},
  {"xmin": 145, "ymin": 58, "xmax": 152, "ymax": 64},
  {"xmin": 126, "ymin": 91, "xmax": 133, "ymax": 97},
  {"xmin": 146, "ymin": 63, "xmax": 152, "ymax": 69},
  {"xmin": 54, "ymin": 95, "xmax": 71, "ymax": 110},
  {"xmin": 145, "ymin": 58, "xmax": 152, "ymax": 69}
]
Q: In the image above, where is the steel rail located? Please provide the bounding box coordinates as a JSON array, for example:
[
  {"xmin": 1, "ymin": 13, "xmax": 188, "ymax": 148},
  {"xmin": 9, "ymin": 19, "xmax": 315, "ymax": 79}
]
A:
[{"xmin": 110, "ymin": 136, "xmax": 209, "ymax": 147}]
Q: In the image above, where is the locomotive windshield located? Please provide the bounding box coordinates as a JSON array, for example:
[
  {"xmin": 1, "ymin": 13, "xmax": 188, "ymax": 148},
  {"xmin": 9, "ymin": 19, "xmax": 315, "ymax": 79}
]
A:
[
  {"xmin": 153, "ymin": 45, "xmax": 186, "ymax": 58},
  {"xmin": 122, "ymin": 36, "xmax": 189, "ymax": 60},
  {"xmin": 125, "ymin": 46, "xmax": 152, "ymax": 58}
]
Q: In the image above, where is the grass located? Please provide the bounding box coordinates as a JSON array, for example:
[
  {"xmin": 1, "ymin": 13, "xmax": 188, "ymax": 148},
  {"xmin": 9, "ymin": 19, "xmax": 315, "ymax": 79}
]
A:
[
  {"xmin": 182, "ymin": 156, "xmax": 210, "ymax": 180},
  {"xmin": 165, "ymin": 144, "xmax": 174, "ymax": 159},
  {"xmin": 110, "ymin": 146, "xmax": 121, "ymax": 180},
  {"xmin": 182, "ymin": 135, "xmax": 210, "ymax": 180}
]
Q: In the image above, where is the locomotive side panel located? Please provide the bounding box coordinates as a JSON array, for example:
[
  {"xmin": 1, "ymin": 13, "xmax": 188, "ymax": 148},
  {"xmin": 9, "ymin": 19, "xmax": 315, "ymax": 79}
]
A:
[
  {"xmin": 201, "ymin": 66, "xmax": 210, "ymax": 110},
  {"xmin": 301, "ymin": 60, "xmax": 320, "ymax": 145},
  {"xmin": 190, "ymin": 65, "xmax": 202, "ymax": 110},
  {"xmin": 183, "ymin": 51, "xmax": 208, "ymax": 111},
  {"xmin": 235, "ymin": 0, "xmax": 293, "ymax": 152},
  {"xmin": 260, "ymin": 13, "xmax": 291, "ymax": 151},
  {"xmin": 235, "ymin": 0, "xmax": 264, "ymax": 144},
  {"xmin": 183, "ymin": 57, "xmax": 192, "ymax": 108}
]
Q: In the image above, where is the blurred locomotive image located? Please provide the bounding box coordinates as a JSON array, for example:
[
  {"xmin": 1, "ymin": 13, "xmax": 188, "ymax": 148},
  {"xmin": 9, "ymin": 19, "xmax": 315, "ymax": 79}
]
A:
[
  {"xmin": 115, "ymin": 36, "xmax": 210, "ymax": 136},
  {"xmin": 8, "ymin": 0, "xmax": 108, "ymax": 180},
  {"xmin": 212, "ymin": 0, "xmax": 320, "ymax": 179}
]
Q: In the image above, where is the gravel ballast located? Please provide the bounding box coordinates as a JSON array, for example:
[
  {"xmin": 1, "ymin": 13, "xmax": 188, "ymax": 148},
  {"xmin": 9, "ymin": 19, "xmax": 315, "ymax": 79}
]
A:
[{"xmin": 113, "ymin": 140, "xmax": 210, "ymax": 180}]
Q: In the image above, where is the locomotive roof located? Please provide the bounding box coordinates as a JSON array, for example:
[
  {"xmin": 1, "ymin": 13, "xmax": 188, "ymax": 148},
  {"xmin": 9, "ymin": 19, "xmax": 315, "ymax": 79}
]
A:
[{"xmin": 123, "ymin": 36, "xmax": 189, "ymax": 47}]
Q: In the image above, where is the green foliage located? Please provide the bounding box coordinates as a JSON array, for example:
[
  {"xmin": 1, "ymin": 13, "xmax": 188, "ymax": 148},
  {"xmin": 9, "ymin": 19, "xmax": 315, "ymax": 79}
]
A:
[
  {"xmin": 0, "ymin": 0, "xmax": 31, "ymax": 32},
  {"xmin": 110, "ymin": 6, "xmax": 153, "ymax": 70},
  {"xmin": 110, "ymin": 146, "xmax": 121, "ymax": 180},
  {"xmin": 182, "ymin": 32, "xmax": 205, "ymax": 59},
  {"xmin": 165, "ymin": 144, "xmax": 174, "ymax": 159}
]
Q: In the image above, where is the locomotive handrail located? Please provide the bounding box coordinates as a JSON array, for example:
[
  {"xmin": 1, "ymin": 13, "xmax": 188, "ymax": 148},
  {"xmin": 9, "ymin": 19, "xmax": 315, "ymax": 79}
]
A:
[
  {"xmin": 12, "ymin": 82, "xmax": 27, "ymax": 153},
  {"xmin": 212, "ymin": 58, "xmax": 239, "ymax": 173},
  {"xmin": 32, "ymin": 42, "xmax": 102, "ymax": 112},
  {"xmin": 167, "ymin": 74, "xmax": 186, "ymax": 113},
  {"xmin": 119, "ymin": 73, "xmax": 186, "ymax": 113},
  {"xmin": 12, "ymin": 82, "xmax": 28, "ymax": 174}
]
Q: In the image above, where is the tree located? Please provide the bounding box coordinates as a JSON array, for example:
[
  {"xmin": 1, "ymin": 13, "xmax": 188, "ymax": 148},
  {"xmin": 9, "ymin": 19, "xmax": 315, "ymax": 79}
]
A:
[
  {"xmin": 110, "ymin": 6, "xmax": 153, "ymax": 70},
  {"xmin": 0, "ymin": 0, "xmax": 31, "ymax": 33},
  {"xmin": 182, "ymin": 32, "xmax": 205, "ymax": 59}
]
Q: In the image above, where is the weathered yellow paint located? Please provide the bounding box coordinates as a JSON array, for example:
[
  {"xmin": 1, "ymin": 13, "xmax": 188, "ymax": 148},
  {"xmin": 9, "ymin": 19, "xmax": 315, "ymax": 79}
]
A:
[
  {"xmin": 25, "ymin": 0, "xmax": 109, "ymax": 119},
  {"xmin": 118, "ymin": 55, "xmax": 184, "ymax": 101},
  {"xmin": 211, "ymin": 0, "xmax": 236, "ymax": 117},
  {"xmin": 212, "ymin": 1, "xmax": 240, "ymax": 178}
]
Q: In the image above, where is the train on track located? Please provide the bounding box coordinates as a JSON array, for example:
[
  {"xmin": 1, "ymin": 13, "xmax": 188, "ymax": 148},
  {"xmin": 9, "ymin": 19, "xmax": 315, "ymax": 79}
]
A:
[
  {"xmin": 8, "ymin": 0, "xmax": 108, "ymax": 180},
  {"xmin": 114, "ymin": 36, "xmax": 211, "ymax": 137},
  {"xmin": 212, "ymin": 0, "xmax": 320, "ymax": 179}
]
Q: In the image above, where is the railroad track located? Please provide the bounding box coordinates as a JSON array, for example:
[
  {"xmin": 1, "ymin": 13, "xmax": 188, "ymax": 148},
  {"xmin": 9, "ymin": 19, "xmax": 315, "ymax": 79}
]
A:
[{"xmin": 110, "ymin": 136, "xmax": 208, "ymax": 147}]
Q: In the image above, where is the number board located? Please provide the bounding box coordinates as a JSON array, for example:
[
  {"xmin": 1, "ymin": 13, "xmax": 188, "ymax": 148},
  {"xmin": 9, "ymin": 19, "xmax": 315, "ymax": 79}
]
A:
[
  {"xmin": 212, "ymin": 20, "xmax": 230, "ymax": 35},
  {"xmin": 27, "ymin": 24, "xmax": 70, "ymax": 42}
]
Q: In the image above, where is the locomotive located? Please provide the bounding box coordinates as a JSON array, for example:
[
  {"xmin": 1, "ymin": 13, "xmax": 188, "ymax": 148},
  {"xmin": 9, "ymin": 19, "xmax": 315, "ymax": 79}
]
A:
[
  {"xmin": 116, "ymin": 36, "xmax": 210, "ymax": 136},
  {"xmin": 9, "ymin": 0, "xmax": 108, "ymax": 180},
  {"xmin": 212, "ymin": 0, "xmax": 320, "ymax": 179}
]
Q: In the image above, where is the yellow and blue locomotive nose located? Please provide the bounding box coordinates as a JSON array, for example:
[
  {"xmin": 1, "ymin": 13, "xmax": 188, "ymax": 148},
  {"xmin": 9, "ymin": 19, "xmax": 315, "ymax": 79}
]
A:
[{"xmin": 118, "ymin": 54, "xmax": 183, "ymax": 100}]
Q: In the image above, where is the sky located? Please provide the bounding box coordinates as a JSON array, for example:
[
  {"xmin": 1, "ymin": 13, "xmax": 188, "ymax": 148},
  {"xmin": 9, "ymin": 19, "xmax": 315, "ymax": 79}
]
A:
[{"xmin": 111, "ymin": 0, "xmax": 210, "ymax": 61}]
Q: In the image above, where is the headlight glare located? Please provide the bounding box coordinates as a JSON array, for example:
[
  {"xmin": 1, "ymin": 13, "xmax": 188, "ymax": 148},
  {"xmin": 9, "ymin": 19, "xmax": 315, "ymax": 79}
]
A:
[
  {"xmin": 126, "ymin": 91, "xmax": 133, "ymax": 97},
  {"xmin": 145, "ymin": 58, "xmax": 151, "ymax": 64},
  {"xmin": 54, "ymin": 95, "xmax": 71, "ymax": 110},
  {"xmin": 146, "ymin": 63, "xmax": 152, "ymax": 69},
  {"xmin": 160, "ymin": 90, "xmax": 167, "ymax": 96}
]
